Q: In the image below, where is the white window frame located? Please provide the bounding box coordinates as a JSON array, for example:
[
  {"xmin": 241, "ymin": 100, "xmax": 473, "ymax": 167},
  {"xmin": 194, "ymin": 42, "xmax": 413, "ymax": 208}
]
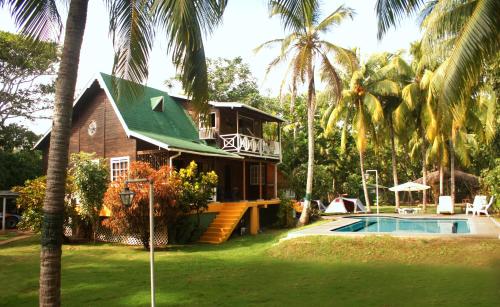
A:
[
  {"xmin": 199, "ymin": 112, "xmax": 217, "ymax": 129},
  {"xmin": 110, "ymin": 156, "xmax": 130, "ymax": 181}
]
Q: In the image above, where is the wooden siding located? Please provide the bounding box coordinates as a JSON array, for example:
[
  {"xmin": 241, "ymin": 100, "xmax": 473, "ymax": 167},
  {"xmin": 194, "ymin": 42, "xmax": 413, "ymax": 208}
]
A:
[{"xmin": 40, "ymin": 89, "xmax": 136, "ymax": 172}]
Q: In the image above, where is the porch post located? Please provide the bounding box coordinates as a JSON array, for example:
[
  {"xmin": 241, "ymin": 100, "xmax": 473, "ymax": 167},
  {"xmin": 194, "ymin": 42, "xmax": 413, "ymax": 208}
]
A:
[
  {"xmin": 236, "ymin": 110, "xmax": 239, "ymax": 134},
  {"xmin": 249, "ymin": 206, "xmax": 259, "ymax": 235},
  {"xmin": 274, "ymin": 163, "xmax": 278, "ymax": 199},
  {"xmin": 242, "ymin": 160, "xmax": 247, "ymax": 200},
  {"xmin": 259, "ymin": 161, "xmax": 263, "ymax": 199}
]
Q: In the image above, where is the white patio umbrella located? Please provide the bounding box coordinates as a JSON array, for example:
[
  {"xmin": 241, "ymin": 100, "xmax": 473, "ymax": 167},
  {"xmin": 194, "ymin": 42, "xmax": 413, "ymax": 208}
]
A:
[{"xmin": 389, "ymin": 182, "xmax": 430, "ymax": 192}]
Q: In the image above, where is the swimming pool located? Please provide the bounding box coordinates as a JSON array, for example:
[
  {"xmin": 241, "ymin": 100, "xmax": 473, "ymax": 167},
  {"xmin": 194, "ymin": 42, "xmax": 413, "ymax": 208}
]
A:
[{"xmin": 332, "ymin": 216, "xmax": 470, "ymax": 234}]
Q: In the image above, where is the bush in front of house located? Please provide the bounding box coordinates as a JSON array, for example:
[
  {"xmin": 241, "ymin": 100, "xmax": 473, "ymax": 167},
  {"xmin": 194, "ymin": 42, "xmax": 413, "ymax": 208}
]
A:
[
  {"xmin": 176, "ymin": 161, "xmax": 218, "ymax": 242},
  {"xmin": 103, "ymin": 162, "xmax": 182, "ymax": 249},
  {"xmin": 13, "ymin": 176, "xmax": 77, "ymax": 234},
  {"xmin": 275, "ymin": 196, "xmax": 296, "ymax": 228},
  {"xmin": 70, "ymin": 152, "xmax": 109, "ymax": 240}
]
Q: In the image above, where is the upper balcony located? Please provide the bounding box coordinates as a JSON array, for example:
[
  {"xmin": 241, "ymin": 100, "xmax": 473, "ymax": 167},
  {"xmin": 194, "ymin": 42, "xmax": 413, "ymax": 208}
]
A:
[{"xmin": 197, "ymin": 102, "xmax": 283, "ymax": 160}]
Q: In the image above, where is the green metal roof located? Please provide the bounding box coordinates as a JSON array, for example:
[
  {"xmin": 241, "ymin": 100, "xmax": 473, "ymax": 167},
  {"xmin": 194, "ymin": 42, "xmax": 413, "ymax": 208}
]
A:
[{"xmin": 99, "ymin": 73, "xmax": 240, "ymax": 158}]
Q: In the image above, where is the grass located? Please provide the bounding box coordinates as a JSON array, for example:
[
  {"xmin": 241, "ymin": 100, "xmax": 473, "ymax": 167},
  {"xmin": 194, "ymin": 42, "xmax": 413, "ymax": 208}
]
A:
[
  {"xmin": 1, "ymin": 231, "xmax": 499, "ymax": 306},
  {"xmin": 0, "ymin": 230, "xmax": 21, "ymax": 241}
]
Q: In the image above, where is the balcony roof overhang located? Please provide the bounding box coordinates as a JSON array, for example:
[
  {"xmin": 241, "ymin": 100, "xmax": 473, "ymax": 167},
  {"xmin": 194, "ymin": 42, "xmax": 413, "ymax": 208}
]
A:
[{"xmin": 208, "ymin": 102, "xmax": 284, "ymax": 123}]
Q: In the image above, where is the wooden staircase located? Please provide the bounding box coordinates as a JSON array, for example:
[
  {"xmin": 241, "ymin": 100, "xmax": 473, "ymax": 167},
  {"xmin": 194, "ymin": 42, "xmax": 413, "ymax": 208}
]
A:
[{"xmin": 199, "ymin": 202, "xmax": 248, "ymax": 244}]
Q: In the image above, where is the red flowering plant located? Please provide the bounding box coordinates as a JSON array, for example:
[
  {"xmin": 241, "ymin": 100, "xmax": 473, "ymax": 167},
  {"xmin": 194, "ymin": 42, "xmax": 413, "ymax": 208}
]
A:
[{"xmin": 103, "ymin": 161, "xmax": 181, "ymax": 249}]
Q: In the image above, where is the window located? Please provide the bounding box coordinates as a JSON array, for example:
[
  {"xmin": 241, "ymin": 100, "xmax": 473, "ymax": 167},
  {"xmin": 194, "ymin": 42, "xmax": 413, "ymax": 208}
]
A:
[
  {"xmin": 199, "ymin": 112, "xmax": 216, "ymax": 129},
  {"xmin": 249, "ymin": 164, "xmax": 265, "ymax": 186},
  {"xmin": 110, "ymin": 156, "xmax": 129, "ymax": 181}
]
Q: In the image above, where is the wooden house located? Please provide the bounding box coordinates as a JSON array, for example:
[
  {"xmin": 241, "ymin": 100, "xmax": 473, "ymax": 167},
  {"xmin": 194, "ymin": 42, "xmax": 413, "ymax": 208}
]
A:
[{"xmin": 35, "ymin": 73, "xmax": 284, "ymax": 243}]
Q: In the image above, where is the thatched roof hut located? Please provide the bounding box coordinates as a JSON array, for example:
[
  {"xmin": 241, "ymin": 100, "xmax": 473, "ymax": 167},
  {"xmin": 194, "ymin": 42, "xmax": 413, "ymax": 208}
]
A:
[{"xmin": 414, "ymin": 170, "xmax": 480, "ymax": 188}]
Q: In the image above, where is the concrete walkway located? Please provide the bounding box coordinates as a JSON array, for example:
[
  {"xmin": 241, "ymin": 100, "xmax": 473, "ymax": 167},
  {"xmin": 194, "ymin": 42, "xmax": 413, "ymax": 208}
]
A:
[
  {"xmin": 286, "ymin": 214, "xmax": 500, "ymax": 240},
  {"xmin": 0, "ymin": 233, "xmax": 33, "ymax": 246}
]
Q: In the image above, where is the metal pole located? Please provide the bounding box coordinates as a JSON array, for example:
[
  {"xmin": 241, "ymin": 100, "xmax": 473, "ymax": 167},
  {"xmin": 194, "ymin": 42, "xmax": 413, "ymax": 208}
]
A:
[
  {"xmin": 2, "ymin": 197, "xmax": 6, "ymax": 232},
  {"xmin": 149, "ymin": 180, "xmax": 155, "ymax": 307}
]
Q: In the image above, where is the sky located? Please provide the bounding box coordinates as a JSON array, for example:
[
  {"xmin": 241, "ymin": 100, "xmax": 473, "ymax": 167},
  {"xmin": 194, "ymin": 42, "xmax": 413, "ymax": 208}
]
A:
[{"xmin": 0, "ymin": 0, "xmax": 422, "ymax": 134}]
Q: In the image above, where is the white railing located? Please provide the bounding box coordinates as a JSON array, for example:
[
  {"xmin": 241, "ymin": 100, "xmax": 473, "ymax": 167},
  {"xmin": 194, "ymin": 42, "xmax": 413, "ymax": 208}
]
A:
[
  {"xmin": 220, "ymin": 133, "xmax": 280, "ymax": 158},
  {"xmin": 199, "ymin": 127, "xmax": 216, "ymax": 139}
]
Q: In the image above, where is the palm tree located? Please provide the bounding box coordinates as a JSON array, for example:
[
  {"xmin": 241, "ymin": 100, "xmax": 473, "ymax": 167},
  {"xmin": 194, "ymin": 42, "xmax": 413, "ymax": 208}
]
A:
[
  {"xmin": 1, "ymin": 0, "xmax": 227, "ymax": 305},
  {"xmin": 375, "ymin": 0, "xmax": 500, "ymax": 106},
  {"xmin": 376, "ymin": 53, "xmax": 413, "ymax": 211},
  {"xmin": 255, "ymin": 3, "xmax": 356, "ymax": 224},
  {"xmin": 324, "ymin": 52, "xmax": 400, "ymax": 213}
]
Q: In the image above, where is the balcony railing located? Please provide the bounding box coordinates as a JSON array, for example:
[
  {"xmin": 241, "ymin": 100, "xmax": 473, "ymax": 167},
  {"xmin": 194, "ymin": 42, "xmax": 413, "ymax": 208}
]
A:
[
  {"xmin": 219, "ymin": 133, "xmax": 280, "ymax": 159},
  {"xmin": 199, "ymin": 127, "xmax": 216, "ymax": 139}
]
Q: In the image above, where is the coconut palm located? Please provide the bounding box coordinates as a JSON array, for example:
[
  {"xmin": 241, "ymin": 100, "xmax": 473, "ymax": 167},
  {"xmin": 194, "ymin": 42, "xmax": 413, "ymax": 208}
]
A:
[
  {"xmin": 375, "ymin": 0, "xmax": 500, "ymax": 106},
  {"xmin": 376, "ymin": 53, "xmax": 413, "ymax": 211},
  {"xmin": 324, "ymin": 52, "xmax": 401, "ymax": 213},
  {"xmin": 1, "ymin": 0, "xmax": 227, "ymax": 305},
  {"xmin": 255, "ymin": 3, "xmax": 356, "ymax": 224}
]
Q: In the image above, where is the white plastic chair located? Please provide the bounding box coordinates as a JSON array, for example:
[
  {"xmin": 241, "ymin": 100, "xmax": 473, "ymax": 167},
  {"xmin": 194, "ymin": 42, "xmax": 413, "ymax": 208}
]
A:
[
  {"xmin": 437, "ymin": 196, "xmax": 454, "ymax": 214},
  {"xmin": 465, "ymin": 195, "xmax": 486, "ymax": 215},
  {"xmin": 473, "ymin": 196, "xmax": 495, "ymax": 216}
]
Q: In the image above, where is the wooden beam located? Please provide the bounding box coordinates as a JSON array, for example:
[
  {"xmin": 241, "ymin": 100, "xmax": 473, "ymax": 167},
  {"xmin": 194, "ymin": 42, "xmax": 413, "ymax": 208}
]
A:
[
  {"xmin": 274, "ymin": 163, "xmax": 278, "ymax": 199},
  {"xmin": 259, "ymin": 161, "xmax": 263, "ymax": 199},
  {"xmin": 243, "ymin": 159, "xmax": 246, "ymax": 200},
  {"xmin": 249, "ymin": 206, "xmax": 259, "ymax": 235}
]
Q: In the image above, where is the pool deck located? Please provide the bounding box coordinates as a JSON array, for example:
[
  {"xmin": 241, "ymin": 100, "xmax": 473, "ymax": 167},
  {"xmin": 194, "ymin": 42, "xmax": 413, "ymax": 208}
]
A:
[{"xmin": 286, "ymin": 214, "xmax": 500, "ymax": 240}]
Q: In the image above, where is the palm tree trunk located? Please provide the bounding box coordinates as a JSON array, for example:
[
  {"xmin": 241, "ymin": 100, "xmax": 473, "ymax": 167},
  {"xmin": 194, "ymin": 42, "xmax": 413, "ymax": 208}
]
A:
[
  {"xmin": 298, "ymin": 71, "xmax": 316, "ymax": 225},
  {"xmin": 290, "ymin": 83, "xmax": 297, "ymax": 142},
  {"xmin": 39, "ymin": 0, "xmax": 89, "ymax": 305},
  {"xmin": 359, "ymin": 149, "xmax": 371, "ymax": 212},
  {"xmin": 420, "ymin": 130, "xmax": 427, "ymax": 211},
  {"xmin": 439, "ymin": 164, "xmax": 444, "ymax": 195},
  {"xmin": 450, "ymin": 129, "xmax": 456, "ymax": 210},
  {"xmin": 389, "ymin": 118, "xmax": 400, "ymax": 210}
]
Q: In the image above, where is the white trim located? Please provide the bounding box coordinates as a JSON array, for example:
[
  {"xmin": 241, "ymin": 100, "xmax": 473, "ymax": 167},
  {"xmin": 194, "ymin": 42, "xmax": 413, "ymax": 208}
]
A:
[
  {"xmin": 110, "ymin": 156, "xmax": 130, "ymax": 181},
  {"xmin": 96, "ymin": 74, "xmax": 131, "ymax": 137},
  {"xmin": 209, "ymin": 101, "xmax": 284, "ymax": 122}
]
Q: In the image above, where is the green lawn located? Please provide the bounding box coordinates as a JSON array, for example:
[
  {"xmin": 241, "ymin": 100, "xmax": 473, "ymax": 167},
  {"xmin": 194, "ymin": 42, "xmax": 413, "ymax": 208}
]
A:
[
  {"xmin": 0, "ymin": 230, "xmax": 20, "ymax": 241},
  {"xmin": 1, "ymin": 230, "xmax": 499, "ymax": 306}
]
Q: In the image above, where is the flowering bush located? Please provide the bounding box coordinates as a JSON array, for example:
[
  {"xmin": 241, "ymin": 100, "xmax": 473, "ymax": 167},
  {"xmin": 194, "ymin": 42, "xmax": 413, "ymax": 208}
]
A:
[
  {"xmin": 103, "ymin": 162, "xmax": 181, "ymax": 249},
  {"xmin": 13, "ymin": 176, "xmax": 76, "ymax": 233}
]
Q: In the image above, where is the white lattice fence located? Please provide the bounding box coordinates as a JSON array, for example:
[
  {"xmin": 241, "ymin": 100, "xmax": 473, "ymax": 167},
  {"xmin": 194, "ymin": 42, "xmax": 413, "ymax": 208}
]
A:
[{"xmin": 64, "ymin": 225, "xmax": 168, "ymax": 246}]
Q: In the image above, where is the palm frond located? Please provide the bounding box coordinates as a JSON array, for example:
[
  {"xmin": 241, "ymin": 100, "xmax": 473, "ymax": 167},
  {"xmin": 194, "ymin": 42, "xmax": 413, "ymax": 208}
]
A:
[
  {"xmin": 370, "ymin": 80, "xmax": 400, "ymax": 97},
  {"xmin": 320, "ymin": 41, "xmax": 358, "ymax": 75},
  {"xmin": 269, "ymin": 0, "xmax": 319, "ymax": 32},
  {"xmin": 108, "ymin": 0, "xmax": 156, "ymax": 98},
  {"xmin": 154, "ymin": 0, "xmax": 227, "ymax": 109},
  {"xmin": 440, "ymin": 0, "xmax": 500, "ymax": 105},
  {"xmin": 363, "ymin": 92, "xmax": 384, "ymax": 124},
  {"xmin": 315, "ymin": 5, "xmax": 355, "ymax": 33},
  {"xmin": 5, "ymin": 0, "xmax": 62, "ymax": 40},
  {"xmin": 375, "ymin": 0, "xmax": 426, "ymax": 39},
  {"xmin": 318, "ymin": 51, "xmax": 342, "ymax": 99}
]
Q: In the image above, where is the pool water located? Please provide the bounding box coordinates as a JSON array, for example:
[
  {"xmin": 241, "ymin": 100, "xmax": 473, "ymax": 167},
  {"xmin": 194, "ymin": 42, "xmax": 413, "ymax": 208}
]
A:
[{"xmin": 332, "ymin": 216, "xmax": 470, "ymax": 234}]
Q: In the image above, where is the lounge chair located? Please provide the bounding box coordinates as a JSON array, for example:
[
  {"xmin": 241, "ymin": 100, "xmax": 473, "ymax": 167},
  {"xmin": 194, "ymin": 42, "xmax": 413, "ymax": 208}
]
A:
[
  {"xmin": 465, "ymin": 195, "xmax": 487, "ymax": 215},
  {"xmin": 473, "ymin": 196, "xmax": 495, "ymax": 217},
  {"xmin": 437, "ymin": 196, "xmax": 454, "ymax": 214}
]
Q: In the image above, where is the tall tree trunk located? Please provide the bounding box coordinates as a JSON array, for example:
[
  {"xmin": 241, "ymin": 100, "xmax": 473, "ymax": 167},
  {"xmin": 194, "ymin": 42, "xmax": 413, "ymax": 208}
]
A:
[
  {"xmin": 290, "ymin": 83, "xmax": 297, "ymax": 142},
  {"xmin": 389, "ymin": 117, "xmax": 400, "ymax": 211},
  {"xmin": 439, "ymin": 164, "xmax": 444, "ymax": 195},
  {"xmin": 359, "ymin": 149, "xmax": 371, "ymax": 212},
  {"xmin": 39, "ymin": 0, "xmax": 89, "ymax": 305},
  {"xmin": 420, "ymin": 129, "xmax": 427, "ymax": 211},
  {"xmin": 450, "ymin": 129, "xmax": 456, "ymax": 210},
  {"xmin": 298, "ymin": 71, "xmax": 315, "ymax": 225}
]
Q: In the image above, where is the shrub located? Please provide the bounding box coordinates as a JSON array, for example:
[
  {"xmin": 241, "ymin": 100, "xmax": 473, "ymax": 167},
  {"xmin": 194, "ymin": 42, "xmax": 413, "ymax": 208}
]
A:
[
  {"xmin": 70, "ymin": 152, "xmax": 109, "ymax": 240},
  {"xmin": 177, "ymin": 161, "xmax": 218, "ymax": 241},
  {"xmin": 480, "ymin": 159, "xmax": 500, "ymax": 212},
  {"xmin": 13, "ymin": 176, "xmax": 76, "ymax": 233},
  {"xmin": 275, "ymin": 196, "xmax": 295, "ymax": 228},
  {"xmin": 103, "ymin": 162, "xmax": 181, "ymax": 249}
]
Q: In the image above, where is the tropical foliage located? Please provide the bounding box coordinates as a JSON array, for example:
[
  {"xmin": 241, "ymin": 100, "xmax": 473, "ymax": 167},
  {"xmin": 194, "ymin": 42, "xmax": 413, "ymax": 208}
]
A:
[{"xmin": 257, "ymin": 3, "xmax": 356, "ymax": 224}]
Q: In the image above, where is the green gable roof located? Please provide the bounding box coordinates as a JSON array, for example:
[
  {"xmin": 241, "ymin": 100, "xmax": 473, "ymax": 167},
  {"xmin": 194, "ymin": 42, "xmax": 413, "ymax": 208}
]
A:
[{"xmin": 99, "ymin": 73, "xmax": 240, "ymax": 158}]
